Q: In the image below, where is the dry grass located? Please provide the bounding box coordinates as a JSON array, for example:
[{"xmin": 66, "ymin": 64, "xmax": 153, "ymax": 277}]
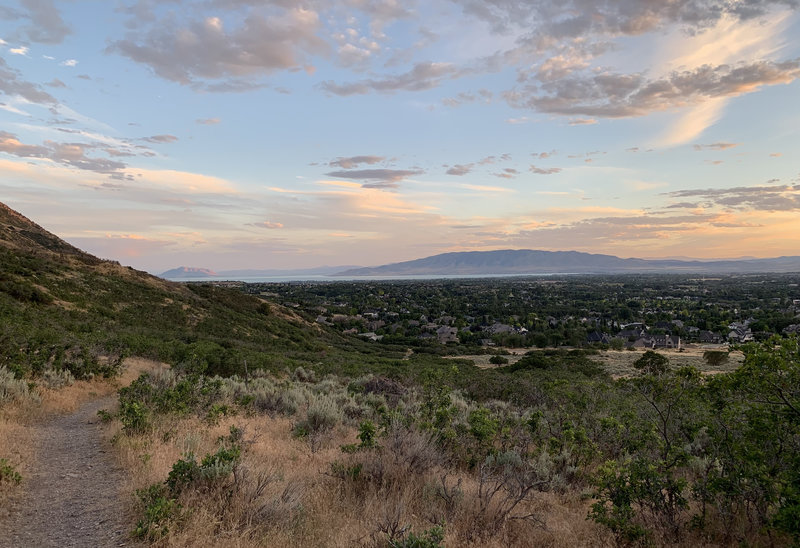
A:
[
  {"xmin": 109, "ymin": 405, "xmax": 614, "ymax": 547},
  {"xmin": 452, "ymin": 346, "xmax": 744, "ymax": 377},
  {"xmin": 591, "ymin": 346, "xmax": 743, "ymax": 378}
]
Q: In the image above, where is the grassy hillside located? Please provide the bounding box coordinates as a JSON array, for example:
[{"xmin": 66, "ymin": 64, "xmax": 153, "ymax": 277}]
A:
[{"xmin": 0, "ymin": 201, "xmax": 380, "ymax": 380}]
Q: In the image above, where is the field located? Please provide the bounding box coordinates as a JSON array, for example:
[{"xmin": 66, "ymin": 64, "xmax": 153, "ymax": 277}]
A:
[{"xmin": 454, "ymin": 345, "xmax": 744, "ymax": 377}]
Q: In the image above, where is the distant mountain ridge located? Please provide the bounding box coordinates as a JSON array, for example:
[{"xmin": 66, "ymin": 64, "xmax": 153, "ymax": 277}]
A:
[
  {"xmin": 161, "ymin": 266, "xmax": 219, "ymax": 278},
  {"xmin": 335, "ymin": 249, "xmax": 800, "ymax": 276}
]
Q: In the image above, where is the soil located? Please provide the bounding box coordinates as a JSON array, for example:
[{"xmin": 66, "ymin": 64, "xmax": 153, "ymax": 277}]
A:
[{"xmin": 0, "ymin": 396, "xmax": 138, "ymax": 548}]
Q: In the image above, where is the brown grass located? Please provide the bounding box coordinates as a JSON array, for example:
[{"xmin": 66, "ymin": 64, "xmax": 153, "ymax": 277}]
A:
[
  {"xmin": 109, "ymin": 406, "xmax": 615, "ymax": 547},
  {"xmin": 452, "ymin": 346, "xmax": 744, "ymax": 377},
  {"xmin": 591, "ymin": 346, "xmax": 743, "ymax": 378}
]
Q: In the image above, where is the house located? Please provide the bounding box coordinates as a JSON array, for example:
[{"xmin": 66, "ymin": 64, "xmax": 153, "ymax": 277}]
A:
[
  {"xmin": 587, "ymin": 331, "xmax": 611, "ymax": 345},
  {"xmin": 485, "ymin": 323, "xmax": 515, "ymax": 335},
  {"xmin": 436, "ymin": 326, "xmax": 459, "ymax": 344},
  {"xmin": 699, "ymin": 331, "xmax": 722, "ymax": 344},
  {"xmin": 618, "ymin": 328, "xmax": 646, "ymax": 340},
  {"xmin": 652, "ymin": 334, "xmax": 681, "ymax": 349}
]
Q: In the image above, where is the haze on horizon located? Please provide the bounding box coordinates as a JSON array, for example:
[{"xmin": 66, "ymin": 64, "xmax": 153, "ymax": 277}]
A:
[{"xmin": 1, "ymin": 0, "xmax": 799, "ymax": 274}]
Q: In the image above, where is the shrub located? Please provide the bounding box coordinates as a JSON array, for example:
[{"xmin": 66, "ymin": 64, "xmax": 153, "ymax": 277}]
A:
[
  {"xmin": 134, "ymin": 483, "xmax": 180, "ymax": 541},
  {"xmin": 702, "ymin": 350, "xmax": 729, "ymax": 367},
  {"xmin": 293, "ymin": 394, "xmax": 343, "ymax": 439},
  {"xmin": 0, "ymin": 366, "xmax": 39, "ymax": 405},
  {"xmin": 489, "ymin": 355, "xmax": 508, "ymax": 365},
  {"xmin": 388, "ymin": 525, "xmax": 446, "ymax": 548},
  {"xmin": 41, "ymin": 368, "xmax": 75, "ymax": 389},
  {"xmin": 633, "ymin": 351, "xmax": 670, "ymax": 376},
  {"xmin": 0, "ymin": 458, "xmax": 22, "ymax": 485}
]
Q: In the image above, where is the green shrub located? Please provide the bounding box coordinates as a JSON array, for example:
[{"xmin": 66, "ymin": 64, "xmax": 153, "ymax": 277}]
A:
[
  {"xmin": 388, "ymin": 525, "xmax": 445, "ymax": 548},
  {"xmin": 0, "ymin": 458, "xmax": 22, "ymax": 485},
  {"xmin": 120, "ymin": 400, "xmax": 150, "ymax": 434},
  {"xmin": 134, "ymin": 483, "xmax": 180, "ymax": 540},
  {"xmin": 358, "ymin": 420, "xmax": 378, "ymax": 449}
]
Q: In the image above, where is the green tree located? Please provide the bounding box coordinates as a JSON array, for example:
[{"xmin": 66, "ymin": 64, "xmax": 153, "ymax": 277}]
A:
[{"xmin": 633, "ymin": 350, "xmax": 670, "ymax": 376}]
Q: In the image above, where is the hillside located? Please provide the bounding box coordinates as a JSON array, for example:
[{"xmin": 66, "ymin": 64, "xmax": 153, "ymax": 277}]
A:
[
  {"xmin": 336, "ymin": 249, "xmax": 800, "ymax": 276},
  {"xmin": 0, "ymin": 201, "xmax": 359, "ymax": 380}
]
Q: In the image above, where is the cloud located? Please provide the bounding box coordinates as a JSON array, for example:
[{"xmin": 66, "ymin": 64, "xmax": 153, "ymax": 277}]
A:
[
  {"xmin": 0, "ymin": 57, "xmax": 58, "ymax": 104},
  {"xmin": 196, "ymin": 117, "xmax": 221, "ymax": 125},
  {"xmin": 530, "ymin": 165, "xmax": 562, "ymax": 175},
  {"xmin": 325, "ymin": 168, "xmax": 423, "ymax": 188},
  {"xmin": 569, "ymin": 118, "xmax": 597, "ymax": 125},
  {"xmin": 110, "ymin": 8, "xmax": 327, "ymax": 85},
  {"xmin": 329, "ymin": 155, "xmax": 385, "ymax": 168},
  {"xmin": 319, "ymin": 62, "xmax": 461, "ymax": 95},
  {"xmin": 0, "ymin": 131, "xmax": 126, "ymax": 174},
  {"xmin": 493, "ymin": 168, "xmax": 519, "ymax": 179},
  {"xmin": 665, "ymin": 183, "xmax": 800, "ymax": 211},
  {"xmin": 446, "ymin": 164, "xmax": 473, "ymax": 176},
  {"xmin": 59, "ymin": 59, "xmax": 78, "ymax": 67},
  {"xmin": 46, "ymin": 78, "xmax": 67, "ymax": 88},
  {"xmin": 250, "ymin": 221, "xmax": 283, "ymax": 229},
  {"xmin": 453, "ymin": 0, "xmax": 794, "ymax": 38},
  {"xmin": 0, "ymin": 130, "xmax": 50, "ymax": 157},
  {"xmin": 693, "ymin": 142, "xmax": 739, "ymax": 151},
  {"xmin": 508, "ymin": 59, "xmax": 800, "ymax": 118},
  {"xmin": 144, "ymin": 134, "xmax": 179, "ymax": 143},
  {"xmin": 10, "ymin": 46, "xmax": 29, "ymax": 56},
  {"xmin": 17, "ymin": 0, "xmax": 72, "ymax": 44}
]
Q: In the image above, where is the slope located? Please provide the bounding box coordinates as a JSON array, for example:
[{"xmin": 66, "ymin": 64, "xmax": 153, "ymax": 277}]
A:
[{"xmin": 0, "ymin": 201, "xmax": 355, "ymax": 380}]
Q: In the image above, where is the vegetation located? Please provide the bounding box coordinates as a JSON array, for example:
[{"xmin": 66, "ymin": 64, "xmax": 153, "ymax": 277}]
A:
[{"xmin": 3, "ymin": 203, "xmax": 800, "ymax": 545}]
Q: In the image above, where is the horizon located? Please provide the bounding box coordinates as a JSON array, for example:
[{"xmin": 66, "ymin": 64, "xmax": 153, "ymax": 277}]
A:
[
  {"xmin": 1, "ymin": 1, "xmax": 799, "ymax": 273},
  {"xmin": 159, "ymin": 247, "xmax": 798, "ymax": 278}
]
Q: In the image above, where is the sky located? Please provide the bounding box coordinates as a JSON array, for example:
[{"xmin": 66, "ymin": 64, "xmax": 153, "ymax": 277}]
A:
[{"xmin": 1, "ymin": 0, "xmax": 799, "ymax": 274}]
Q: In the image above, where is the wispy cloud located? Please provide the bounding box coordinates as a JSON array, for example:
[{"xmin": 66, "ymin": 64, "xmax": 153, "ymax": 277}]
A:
[
  {"xmin": 693, "ymin": 142, "xmax": 739, "ymax": 151},
  {"xmin": 329, "ymin": 155, "xmax": 385, "ymax": 168}
]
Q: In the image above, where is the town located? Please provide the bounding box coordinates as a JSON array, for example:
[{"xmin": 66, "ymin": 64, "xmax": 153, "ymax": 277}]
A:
[{"xmin": 239, "ymin": 273, "xmax": 800, "ymax": 350}]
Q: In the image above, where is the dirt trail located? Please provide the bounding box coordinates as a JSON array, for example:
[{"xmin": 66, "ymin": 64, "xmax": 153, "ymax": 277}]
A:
[{"xmin": 0, "ymin": 395, "xmax": 137, "ymax": 548}]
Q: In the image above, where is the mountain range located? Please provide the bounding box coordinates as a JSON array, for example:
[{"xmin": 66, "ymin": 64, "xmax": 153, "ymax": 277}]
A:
[{"xmin": 333, "ymin": 249, "xmax": 800, "ymax": 276}]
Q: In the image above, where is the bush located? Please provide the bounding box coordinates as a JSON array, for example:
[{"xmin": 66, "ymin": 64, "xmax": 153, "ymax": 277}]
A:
[
  {"xmin": 0, "ymin": 458, "xmax": 22, "ymax": 485},
  {"xmin": 633, "ymin": 351, "xmax": 670, "ymax": 376},
  {"xmin": 702, "ymin": 350, "xmax": 729, "ymax": 367},
  {"xmin": 119, "ymin": 400, "xmax": 150, "ymax": 434},
  {"xmin": 0, "ymin": 366, "xmax": 39, "ymax": 406},
  {"xmin": 389, "ymin": 525, "xmax": 446, "ymax": 548},
  {"xmin": 41, "ymin": 368, "xmax": 75, "ymax": 389},
  {"xmin": 134, "ymin": 484, "xmax": 180, "ymax": 541},
  {"xmin": 489, "ymin": 355, "xmax": 508, "ymax": 365}
]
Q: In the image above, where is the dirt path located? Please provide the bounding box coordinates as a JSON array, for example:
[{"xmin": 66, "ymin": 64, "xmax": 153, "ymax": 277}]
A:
[{"xmin": 0, "ymin": 395, "xmax": 138, "ymax": 548}]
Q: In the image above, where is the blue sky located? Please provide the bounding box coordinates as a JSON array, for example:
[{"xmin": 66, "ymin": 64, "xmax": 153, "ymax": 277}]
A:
[{"xmin": 1, "ymin": 0, "xmax": 799, "ymax": 273}]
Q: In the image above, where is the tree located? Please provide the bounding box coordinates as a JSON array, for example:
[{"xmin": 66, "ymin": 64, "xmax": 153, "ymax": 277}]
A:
[
  {"xmin": 702, "ymin": 350, "xmax": 729, "ymax": 367},
  {"xmin": 633, "ymin": 350, "xmax": 670, "ymax": 376}
]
